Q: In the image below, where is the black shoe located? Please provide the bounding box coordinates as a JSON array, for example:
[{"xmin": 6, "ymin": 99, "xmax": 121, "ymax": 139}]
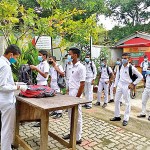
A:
[
  {"xmin": 82, "ymin": 104, "xmax": 87, "ymax": 107},
  {"xmin": 53, "ymin": 113, "xmax": 62, "ymax": 119},
  {"xmin": 108, "ymin": 99, "xmax": 114, "ymax": 103},
  {"xmin": 94, "ymin": 102, "xmax": 100, "ymax": 106},
  {"xmin": 102, "ymin": 103, "xmax": 107, "ymax": 108},
  {"xmin": 122, "ymin": 120, "xmax": 128, "ymax": 126},
  {"xmin": 33, "ymin": 122, "xmax": 40, "ymax": 127},
  {"xmin": 148, "ymin": 116, "xmax": 150, "ymax": 121},
  {"xmin": 137, "ymin": 114, "xmax": 146, "ymax": 118},
  {"xmin": 76, "ymin": 139, "xmax": 82, "ymax": 145},
  {"xmin": 63, "ymin": 134, "xmax": 70, "ymax": 140},
  {"xmin": 120, "ymin": 102, "xmax": 123, "ymax": 106},
  {"xmin": 110, "ymin": 117, "xmax": 121, "ymax": 121},
  {"xmin": 86, "ymin": 105, "xmax": 92, "ymax": 109},
  {"xmin": 50, "ymin": 111, "xmax": 57, "ymax": 116}
]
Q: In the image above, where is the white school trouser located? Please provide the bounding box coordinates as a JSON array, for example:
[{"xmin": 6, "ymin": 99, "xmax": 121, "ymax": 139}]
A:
[
  {"xmin": 110, "ymin": 82, "xmax": 114, "ymax": 100},
  {"xmin": 114, "ymin": 82, "xmax": 131, "ymax": 121},
  {"xmin": 84, "ymin": 81, "xmax": 93, "ymax": 107},
  {"xmin": 140, "ymin": 88, "xmax": 150, "ymax": 116},
  {"xmin": 0, "ymin": 102, "xmax": 16, "ymax": 150},
  {"xmin": 97, "ymin": 80, "xmax": 109, "ymax": 103},
  {"xmin": 68, "ymin": 88, "xmax": 82, "ymax": 141},
  {"xmin": 65, "ymin": 79, "xmax": 69, "ymax": 90},
  {"xmin": 110, "ymin": 83, "xmax": 123, "ymax": 102},
  {"xmin": 51, "ymin": 81, "xmax": 62, "ymax": 114}
]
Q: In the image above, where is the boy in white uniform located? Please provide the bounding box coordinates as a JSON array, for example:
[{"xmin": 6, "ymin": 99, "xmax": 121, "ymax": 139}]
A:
[
  {"xmin": 30, "ymin": 50, "xmax": 49, "ymax": 127},
  {"xmin": 111, "ymin": 53, "xmax": 143, "ymax": 126},
  {"xmin": 64, "ymin": 54, "xmax": 73, "ymax": 90},
  {"xmin": 0, "ymin": 45, "xmax": 27, "ymax": 150},
  {"xmin": 83, "ymin": 54, "xmax": 97, "ymax": 109},
  {"xmin": 63, "ymin": 47, "xmax": 86, "ymax": 144},
  {"xmin": 137, "ymin": 68, "xmax": 150, "ymax": 121},
  {"xmin": 95, "ymin": 58, "xmax": 113, "ymax": 108},
  {"xmin": 109, "ymin": 58, "xmax": 121, "ymax": 103},
  {"xmin": 30, "ymin": 50, "xmax": 49, "ymax": 85},
  {"xmin": 49, "ymin": 56, "xmax": 65, "ymax": 119}
]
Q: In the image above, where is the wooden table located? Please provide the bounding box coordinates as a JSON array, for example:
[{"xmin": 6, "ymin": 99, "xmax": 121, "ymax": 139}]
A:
[{"xmin": 14, "ymin": 94, "xmax": 88, "ymax": 150}]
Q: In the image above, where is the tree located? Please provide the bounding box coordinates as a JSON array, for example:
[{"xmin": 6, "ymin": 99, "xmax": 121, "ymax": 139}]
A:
[
  {"xmin": 105, "ymin": 0, "xmax": 150, "ymax": 26},
  {"xmin": 108, "ymin": 23, "xmax": 150, "ymax": 44}
]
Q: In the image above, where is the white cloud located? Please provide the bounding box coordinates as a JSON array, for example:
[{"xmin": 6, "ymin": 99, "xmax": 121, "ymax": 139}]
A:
[{"xmin": 98, "ymin": 15, "xmax": 118, "ymax": 30}]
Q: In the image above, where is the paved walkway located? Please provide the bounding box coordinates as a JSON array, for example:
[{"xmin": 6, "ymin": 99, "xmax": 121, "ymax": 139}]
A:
[{"xmin": 17, "ymin": 112, "xmax": 150, "ymax": 150}]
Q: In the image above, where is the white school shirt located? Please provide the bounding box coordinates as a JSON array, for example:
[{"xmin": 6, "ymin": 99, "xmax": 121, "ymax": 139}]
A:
[
  {"xmin": 69, "ymin": 61, "xmax": 86, "ymax": 90},
  {"xmin": 114, "ymin": 64, "xmax": 143, "ymax": 87},
  {"xmin": 140, "ymin": 61, "xmax": 149, "ymax": 71},
  {"xmin": 145, "ymin": 75, "xmax": 150, "ymax": 89},
  {"xmin": 36, "ymin": 60, "xmax": 49, "ymax": 85},
  {"xmin": 0, "ymin": 56, "xmax": 17, "ymax": 105},
  {"xmin": 65, "ymin": 63, "xmax": 73, "ymax": 80},
  {"xmin": 99, "ymin": 66, "xmax": 113, "ymax": 82},
  {"xmin": 85, "ymin": 61, "xmax": 97, "ymax": 82},
  {"xmin": 49, "ymin": 64, "xmax": 64, "ymax": 82}
]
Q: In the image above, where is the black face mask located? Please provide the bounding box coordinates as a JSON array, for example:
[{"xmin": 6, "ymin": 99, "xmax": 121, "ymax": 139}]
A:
[{"xmin": 48, "ymin": 61, "xmax": 53, "ymax": 64}]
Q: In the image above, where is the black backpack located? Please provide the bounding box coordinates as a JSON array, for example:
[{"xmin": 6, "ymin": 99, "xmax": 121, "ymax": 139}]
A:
[
  {"xmin": 18, "ymin": 64, "xmax": 33, "ymax": 84},
  {"xmin": 119, "ymin": 65, "xmax": 138, "ymax": 82}
]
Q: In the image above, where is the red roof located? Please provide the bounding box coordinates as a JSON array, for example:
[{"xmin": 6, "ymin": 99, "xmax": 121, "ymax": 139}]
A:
[{"xmin": 116, "ymin": 37, "xmax": 150, "ymax": 48}]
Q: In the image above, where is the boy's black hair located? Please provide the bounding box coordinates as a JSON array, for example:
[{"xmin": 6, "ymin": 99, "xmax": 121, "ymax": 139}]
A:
[
  {"xmin": 144, "ymin": 55, "xmax": 148, "ymax": 58},
  {"xmin": 101, "ymin": 58, "xmax": 107, "ymax": 61},
  {"xmin": 49, "ymin": 56, "xmax": 56, "ymax": 61},
  {"xmin": 69, "ymin": 47, "xmax": 80, "ymax": 57},
  {"xmin": 122, "ymin": 52, "xmax": 130, "ymax": 57},
  {"xmin": 39, "ymin": 50, "xmax": 48, "ymax": 58},
  {"xmin": 4, "ymin": 44, "xmax": 21, "ymax": 55}
]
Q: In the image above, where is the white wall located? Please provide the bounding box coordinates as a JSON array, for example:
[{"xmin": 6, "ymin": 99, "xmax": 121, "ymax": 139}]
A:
[{"xmin": 110, "ymin": 48, "xmax": 123, "ymax": 62}]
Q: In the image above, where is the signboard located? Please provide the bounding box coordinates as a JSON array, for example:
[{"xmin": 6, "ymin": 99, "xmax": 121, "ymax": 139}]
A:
[
  {"xmin": 130, "ymin": 52, "xmax": 144, "ymax": 57},
  {"xmin": 34, "ymin": 36, "xmax": 52, "ymax": 50}
]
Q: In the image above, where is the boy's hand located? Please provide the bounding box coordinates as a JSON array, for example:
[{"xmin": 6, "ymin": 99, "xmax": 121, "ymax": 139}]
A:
[{"xmin": 30, "ymin": 65, "xmax": 37, "ymax": 70}]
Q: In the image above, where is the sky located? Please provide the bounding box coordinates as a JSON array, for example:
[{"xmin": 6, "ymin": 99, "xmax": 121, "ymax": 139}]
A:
[{"xmin": 98, "ymin": 15, "xmax": 119, "ymax": 30}]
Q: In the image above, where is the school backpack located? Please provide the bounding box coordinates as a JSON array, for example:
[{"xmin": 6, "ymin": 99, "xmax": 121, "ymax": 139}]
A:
[
  {"xmin": 119, "ymin": 65, "xmax": 138, "ymax": 82},
  {"xmin": 18, "ymin": 64, "xmax": 32, "ymax": 85},
  {"xmin": 19, "ymin": 85, "xmax": 56, "ymax": 98},
  {"xmin": 56, "ymin": 65, "xmax": 66, "ymax": 88},
  {"xmin": 57, "ymin": 74, "xmax": 66, "ymax": 88}
]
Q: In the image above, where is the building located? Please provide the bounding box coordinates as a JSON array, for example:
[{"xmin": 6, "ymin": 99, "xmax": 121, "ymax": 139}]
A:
[{"xmin": 115, "ymin": 32, "xmax": 150, "ymax": 70}]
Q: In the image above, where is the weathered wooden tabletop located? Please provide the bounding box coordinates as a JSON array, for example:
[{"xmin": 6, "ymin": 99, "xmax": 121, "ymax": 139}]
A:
[{"xmin": 16, "ymin": 93, "xmax": 89, "ymax": 111}]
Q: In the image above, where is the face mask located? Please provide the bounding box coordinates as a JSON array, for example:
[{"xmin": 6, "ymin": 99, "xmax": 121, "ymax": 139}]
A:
[
  {"xmin": 38, "ymin": 56, "xmax": 43, "ymax": 62},
  {"xmin": 122, "ymin": 59, "xmax": 128, "ymax": 65},
  {"xmin": 67, "ymin": 55, "xmax": 72, "ymax": 62},
  {"xmin": 116, "ymin": 61, "xmax": 121, "ymax": 65},
  {"xmin": 9, "ymin": 58, "xmax": 17, "ymax": 64},
  {"xmin": 101, "ymin": 62, "xmax": 105, "ymax": 67},
  {"xmin": 85, "ymin": 58, "xmax": 90, "ymax": 63},
  {"xmin": 146, "ymin": 70, "xmax": 150, "ymax": 75},
  {"xmin": 144, "ymin": 58, "xmax": 148, "ymax": 62},
  {"xmin": 48, "ymin": 61, "xmax": 53, "ymax": 64}
]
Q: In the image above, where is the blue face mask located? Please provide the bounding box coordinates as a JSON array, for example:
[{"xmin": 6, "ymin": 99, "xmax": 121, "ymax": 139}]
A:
[
  {"xmin": 9, "ymin": 58, "xmax": 17, "ymax": 64},
  {"xmin": 85, "ymin": 58, "xmax": 90, "ymax": 63},
  {"xmin": 38, "ymin": 56, "xmax": 43, "ymax": 62},
  {"xmin": 101, "ymin": 62, "xmax": 105, "ymax": 67},
  {"xmin": 146, "ymin": 70, "xmax": 150, "ymax": 75},
  {"xmin": 122, "ymin": 59, "xmax": 128, "ymax": 65},
  {"xmin": 67, "ymin": 55, "xmax": 72, "ymax": 62},
  {"xmin": 116, "ymin": 61, "xmax": 121, "ymax": 65}
]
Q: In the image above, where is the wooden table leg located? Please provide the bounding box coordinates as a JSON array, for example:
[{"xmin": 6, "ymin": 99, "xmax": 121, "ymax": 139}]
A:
[
  {"xmin": 40, "ymin": 110, "xmax": 49, "ymax": 150},
  {"xmin": 69, "ymin": 105, "xmax": 78, "ymax": 150}
]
